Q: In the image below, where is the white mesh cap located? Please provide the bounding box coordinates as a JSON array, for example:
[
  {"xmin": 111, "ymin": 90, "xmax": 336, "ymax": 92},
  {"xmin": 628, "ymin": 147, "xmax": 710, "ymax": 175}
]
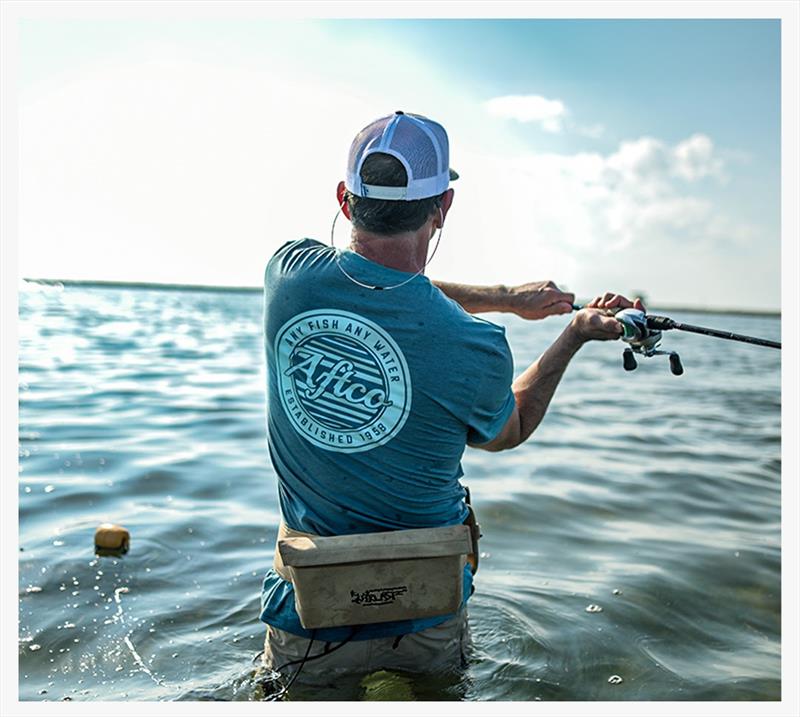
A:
[{"xmin": 345, "ymin": 111, "xmax": 459, "ymax": 201}]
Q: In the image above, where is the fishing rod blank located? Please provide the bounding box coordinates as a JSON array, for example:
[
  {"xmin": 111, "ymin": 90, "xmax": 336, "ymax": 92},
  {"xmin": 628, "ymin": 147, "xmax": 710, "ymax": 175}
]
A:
[{"xmin": 645, "ymin": 315, "xmax": 781, "ymax": 349}]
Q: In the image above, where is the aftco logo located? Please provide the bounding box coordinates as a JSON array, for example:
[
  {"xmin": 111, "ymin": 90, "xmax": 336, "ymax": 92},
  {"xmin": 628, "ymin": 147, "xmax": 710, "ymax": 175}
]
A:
[{"xmin": 275, "ymin": 310, "xmax": 411, "ymax": 453}]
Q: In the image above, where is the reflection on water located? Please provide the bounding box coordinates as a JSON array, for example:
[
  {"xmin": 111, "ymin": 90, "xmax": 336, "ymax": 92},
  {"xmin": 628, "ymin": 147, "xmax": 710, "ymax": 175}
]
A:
[{"xmin": 18, "ymin": 282, "xmax": 780, "ymax": 701}]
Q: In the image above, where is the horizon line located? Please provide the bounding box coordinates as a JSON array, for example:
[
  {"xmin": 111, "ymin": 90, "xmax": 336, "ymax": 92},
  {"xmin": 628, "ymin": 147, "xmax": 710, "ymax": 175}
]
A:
[{"xmin": 21, "ymin": 277, "xmax": 781, "ymax": 318}]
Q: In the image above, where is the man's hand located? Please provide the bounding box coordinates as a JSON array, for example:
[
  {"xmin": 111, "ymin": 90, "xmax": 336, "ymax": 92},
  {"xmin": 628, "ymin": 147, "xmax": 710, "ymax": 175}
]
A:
[
  {"xmin": 583, "ymin": 292, "xmax": 646, "ymax": 313},
  {"xmin": 507, "ymin": 281, "xmax": 575, "ymax": 320},
  {"xmin": 568, "ymin": 292, "xmax": 646, "ymax": 344}
]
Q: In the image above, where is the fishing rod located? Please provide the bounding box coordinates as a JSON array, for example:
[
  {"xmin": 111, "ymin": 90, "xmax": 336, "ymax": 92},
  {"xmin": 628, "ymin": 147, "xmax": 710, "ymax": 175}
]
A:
[{"xmin": 571, "ymin": 305, "xmax": 781, "ymax": 375}]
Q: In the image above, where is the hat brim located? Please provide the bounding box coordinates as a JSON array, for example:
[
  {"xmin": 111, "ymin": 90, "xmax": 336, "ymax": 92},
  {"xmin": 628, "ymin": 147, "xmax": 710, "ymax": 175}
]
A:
[{"xmin": 449, "ymin": 168, "xmax": 459, "ymax": 181}]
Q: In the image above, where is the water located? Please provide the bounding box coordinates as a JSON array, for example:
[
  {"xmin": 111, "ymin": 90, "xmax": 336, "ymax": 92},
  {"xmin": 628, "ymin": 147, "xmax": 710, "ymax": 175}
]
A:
[{"xmin": 17, "ymin": 282, "xmax": 781, "ymax": 701}]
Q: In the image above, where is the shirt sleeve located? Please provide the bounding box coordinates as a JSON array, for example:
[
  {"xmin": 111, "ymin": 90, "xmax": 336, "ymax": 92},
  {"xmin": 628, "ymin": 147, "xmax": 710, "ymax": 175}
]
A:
[
  {"xmin": 265, "ymin": 238, "xmax": 316, "ymax": 283},
  {"xmin": 464, "ymin": 328, "xmax": 516, "ymax": 446}
]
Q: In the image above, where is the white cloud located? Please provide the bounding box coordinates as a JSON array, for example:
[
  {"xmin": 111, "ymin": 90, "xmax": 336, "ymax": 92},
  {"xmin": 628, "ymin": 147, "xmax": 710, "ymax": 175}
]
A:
[
  {"xmin": 483, "ymin": 94, "xmax": 567, "ymax": 133},
  {"xmin": 672, "ymin": 133, "xmax": 726, "ymax": 181},
  {"xmin": 604, "ymin": 134, "xmax": 725, "ymax": 190},
  {"xmin": 515, "ymin": 133, "xmax": 730, "ymax": 251},
  {"xmin": 483, "ymin": 95, "xmax": 605, "ymax": 139},
  {"xmin": 435, "ymin": 130, "xmax": 770, "ymax": 307}
]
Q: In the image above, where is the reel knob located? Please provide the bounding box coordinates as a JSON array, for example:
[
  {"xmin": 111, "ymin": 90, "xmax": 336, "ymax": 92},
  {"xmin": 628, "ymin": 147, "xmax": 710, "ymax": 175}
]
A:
[
  {"xmin": 669, "ymin": 353, "xmax": 684, "ymax": 376},
  {"xmin": 623, "ymin": 348, "xmax": 638, "ymax": 371}
]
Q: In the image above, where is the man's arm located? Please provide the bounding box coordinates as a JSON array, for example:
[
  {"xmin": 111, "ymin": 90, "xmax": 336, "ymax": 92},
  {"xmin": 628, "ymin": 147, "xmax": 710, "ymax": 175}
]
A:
[
  {"xmin": 473, "ymin": 294, "xmax": 645, "ymax": 452},
  {"xmin": 433, "ymin": 280, "xmax": 575, "ymax": 320}
]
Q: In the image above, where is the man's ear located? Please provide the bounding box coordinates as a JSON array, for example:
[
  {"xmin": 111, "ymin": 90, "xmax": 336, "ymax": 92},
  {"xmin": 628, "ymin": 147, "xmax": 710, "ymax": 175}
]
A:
[
  {"xmin": 336, "ymin": 181, "xmax": 351, "ymax": 220},
  {"xmin": 442, "ymin": 187, "xmax": 456, "ymax": 216},
  {"xmin": 439, "ymin": 188, "xmax": 455, "ymax": 224}
]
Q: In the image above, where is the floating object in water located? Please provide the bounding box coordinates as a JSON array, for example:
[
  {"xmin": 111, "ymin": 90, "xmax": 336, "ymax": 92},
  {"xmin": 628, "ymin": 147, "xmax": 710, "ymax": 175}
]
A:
[
  {"xmin": 608, "ymin": 674, "xmax": 624, "ymax": 685},
  {"xmin": 585, "ymin": 604, "xmax": 603, "ymax": 613},
  {"xmin": 612, "ymin": 588, "xmax": 622, "ymax": 596},
  {"xmin": 94, "ymin": 523, "xmax": 129, "ymax": 556}
]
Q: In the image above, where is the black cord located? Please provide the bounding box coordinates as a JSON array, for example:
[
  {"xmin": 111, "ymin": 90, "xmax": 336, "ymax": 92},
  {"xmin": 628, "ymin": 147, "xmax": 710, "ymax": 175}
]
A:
[
  {"xmin": 264, "ymin": 627, "xmax": 358, "ymax": 700},
  {"xmin": 273, "ymin": 627, "xmax": 358, "ymax": 672},
  {"xmin": 269, "ymin": 632, "xmax": 316, "ymax": 699}
]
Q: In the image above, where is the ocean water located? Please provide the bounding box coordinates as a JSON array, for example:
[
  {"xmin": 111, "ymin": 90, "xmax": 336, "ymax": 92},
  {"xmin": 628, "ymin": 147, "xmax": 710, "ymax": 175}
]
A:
[{"xmin": 17, "ymin": 282, "xmax": 781, "ymax": 701}]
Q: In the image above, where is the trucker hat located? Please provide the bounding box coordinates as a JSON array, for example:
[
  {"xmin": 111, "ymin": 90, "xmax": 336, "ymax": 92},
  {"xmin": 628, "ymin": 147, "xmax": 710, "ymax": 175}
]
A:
[{"xmin": 345, "ymin": 111, "xmax": 459, "ymax": 201}]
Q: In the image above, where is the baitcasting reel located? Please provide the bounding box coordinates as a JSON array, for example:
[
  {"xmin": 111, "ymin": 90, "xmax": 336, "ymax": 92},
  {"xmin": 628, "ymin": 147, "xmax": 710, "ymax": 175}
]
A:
[
  {"xmin": 614, "ymin": 309, "xmax": 684, "ymax": 375},
  {"xmin": 573, "ymin": 302, "xmax": 779, "ymax": 376}
]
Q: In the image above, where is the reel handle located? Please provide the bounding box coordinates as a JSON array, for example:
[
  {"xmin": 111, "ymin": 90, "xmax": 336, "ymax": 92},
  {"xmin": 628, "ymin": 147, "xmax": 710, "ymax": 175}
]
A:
[{"xmin": 622, "ymin": 348, "xmax": 638, "ymax": 371}]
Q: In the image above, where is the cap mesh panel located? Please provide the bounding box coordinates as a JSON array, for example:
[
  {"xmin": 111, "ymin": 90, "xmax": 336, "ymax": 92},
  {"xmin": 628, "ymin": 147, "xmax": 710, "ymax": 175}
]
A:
[
  {"xmin": 389, "ymin": 120, "xmax": 438, "ymax": 179},
  {"xmin": 347, "ymin": 124, "xmax": 386, "ymax": 178},
  {"xmin": 429, "ymin": 124, "xmax": 449, "ymax": 175}
]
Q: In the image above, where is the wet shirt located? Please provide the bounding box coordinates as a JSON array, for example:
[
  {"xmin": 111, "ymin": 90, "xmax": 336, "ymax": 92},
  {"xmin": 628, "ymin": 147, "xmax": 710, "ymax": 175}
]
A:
[{"xmin": 260, "ymin": 238, "xmax": 515, "ymax": 640}]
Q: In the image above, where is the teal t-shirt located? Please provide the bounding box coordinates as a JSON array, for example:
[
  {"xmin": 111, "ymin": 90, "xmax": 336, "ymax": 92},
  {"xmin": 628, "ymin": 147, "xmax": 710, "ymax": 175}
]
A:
[{"xmin": 260, "ymin": 239, "xmax": 515, "ymax": 641}]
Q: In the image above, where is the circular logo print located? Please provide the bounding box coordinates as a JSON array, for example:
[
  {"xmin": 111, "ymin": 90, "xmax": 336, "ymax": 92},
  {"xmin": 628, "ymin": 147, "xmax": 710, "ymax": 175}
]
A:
[{"xmin": 275, "ymin": 310, "xmax": 412, "ymax": 452}]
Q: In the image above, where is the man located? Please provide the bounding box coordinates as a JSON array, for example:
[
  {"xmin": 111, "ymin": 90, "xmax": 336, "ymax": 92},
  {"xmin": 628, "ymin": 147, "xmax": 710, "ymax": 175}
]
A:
[{"xmin": 259, "ymin": 111, "xmax": 643, "ymax": 689}]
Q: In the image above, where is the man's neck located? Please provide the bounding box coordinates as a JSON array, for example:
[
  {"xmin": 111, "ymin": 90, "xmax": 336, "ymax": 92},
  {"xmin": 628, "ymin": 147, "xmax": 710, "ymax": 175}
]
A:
[{"xmin": 349, "ymin": 227, "xmax": 431, "ymax": 274}]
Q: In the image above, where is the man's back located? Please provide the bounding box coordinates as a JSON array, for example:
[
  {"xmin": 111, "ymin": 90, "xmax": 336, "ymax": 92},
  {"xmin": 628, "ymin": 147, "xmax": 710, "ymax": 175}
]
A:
[{"xmin": 264, "ymin": 238, "xmax": 515, "ymax": 537}]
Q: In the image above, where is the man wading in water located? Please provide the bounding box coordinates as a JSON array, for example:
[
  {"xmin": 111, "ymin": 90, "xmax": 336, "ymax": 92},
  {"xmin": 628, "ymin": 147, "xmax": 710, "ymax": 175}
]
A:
[{"xmin": 259, "ymin": 111, "xmax": 643, "ymax": 691}]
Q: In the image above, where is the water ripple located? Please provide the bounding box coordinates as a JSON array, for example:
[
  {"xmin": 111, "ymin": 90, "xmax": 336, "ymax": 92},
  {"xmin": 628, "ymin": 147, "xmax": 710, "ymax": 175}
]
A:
[{"xmin": 18, "ymin": 287, "xmax": 780, "ymax": 701}]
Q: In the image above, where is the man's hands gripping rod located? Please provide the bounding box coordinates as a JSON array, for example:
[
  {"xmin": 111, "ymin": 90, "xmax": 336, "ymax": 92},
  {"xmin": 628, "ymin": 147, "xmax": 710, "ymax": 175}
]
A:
[
  {"xmin": 570, "ymin": 292, "xmax": 646, "ymax": 342},
  {"xmin": 433, "ymin": 280, "xmax": 645, "ymax": 328},
  {"xmin": 471, "ymin": 288, "xmax": 645, "ymax": 453}
]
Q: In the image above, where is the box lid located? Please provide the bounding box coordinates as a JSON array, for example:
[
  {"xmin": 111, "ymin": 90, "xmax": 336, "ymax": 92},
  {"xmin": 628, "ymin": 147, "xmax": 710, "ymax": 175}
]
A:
[{"xmin": 278, "ymin": 524, "xmax": 472, "ymax": 568}]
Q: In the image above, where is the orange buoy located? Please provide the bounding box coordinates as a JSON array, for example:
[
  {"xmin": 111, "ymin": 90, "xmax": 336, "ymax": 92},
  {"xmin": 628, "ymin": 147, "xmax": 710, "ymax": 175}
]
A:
[{"xmin": 94, "ymin": 523, "xmax": 130, "ymax": 555}]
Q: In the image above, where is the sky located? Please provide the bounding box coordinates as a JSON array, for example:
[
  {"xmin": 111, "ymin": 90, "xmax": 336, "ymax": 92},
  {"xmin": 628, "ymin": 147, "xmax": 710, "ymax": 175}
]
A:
[{"xmin": 16, "ymin": 16, "xmax": 785, "ymax": 310}]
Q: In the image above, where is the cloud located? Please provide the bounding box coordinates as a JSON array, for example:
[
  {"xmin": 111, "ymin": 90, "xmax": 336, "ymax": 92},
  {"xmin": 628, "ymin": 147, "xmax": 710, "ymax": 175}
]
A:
[
  {"xmin": 602, "ymin": 134, "xmax": 726, "ymax": 197},
  {"xmin": 483, "ymin": 94, "xmax": 605, "ymax": 139},
  {"xmin": 672, "ymin": 133, "xmax": 726, "ymax": 181},
  {"xmin": 437, "ymin": 130, "xmax": 765, "ymax": 306},
  {"xmin": 528, "ymin": 133, "xmax": 729, "ymax": 250},
  {"xmin": 483, "ymin": 94, "xmax": 567, "ymax": 133}
]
